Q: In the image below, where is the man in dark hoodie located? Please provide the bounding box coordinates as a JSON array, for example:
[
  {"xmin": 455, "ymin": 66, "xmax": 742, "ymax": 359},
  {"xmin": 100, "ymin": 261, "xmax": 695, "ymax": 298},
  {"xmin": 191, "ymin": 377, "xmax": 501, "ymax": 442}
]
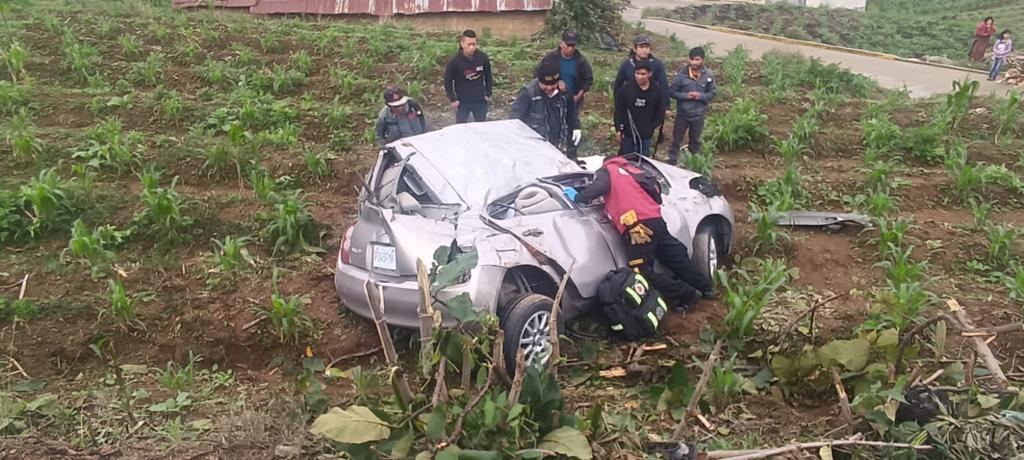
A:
[
  {"xmin": 615, "ymin": 60, "xmax": 665, "ymax": 157},
  {"xmin": 613, "ymin": 35, "xmax": 670, "ymax": 117},
  {"xmin": 444, "ymin": 29, "xmax": 494, "ymax": 123},
  {"xmin": 667, "ymin": 47, "xmax": 716, "ymax": 165},
  {"xmin": 535, "ymin": 31, "xmax": 591, "ymax": 158},
  {"xmin": 510, "ymin": 57, "xmax": 581, "ymax": 157}
]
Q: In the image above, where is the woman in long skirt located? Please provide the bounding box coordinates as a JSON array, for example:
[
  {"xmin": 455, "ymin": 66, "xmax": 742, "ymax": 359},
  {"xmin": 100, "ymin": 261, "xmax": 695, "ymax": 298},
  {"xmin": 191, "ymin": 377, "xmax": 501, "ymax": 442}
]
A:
[{"xmin": 970, "ymin": 17, "xmax": 996, "ymax": 61}]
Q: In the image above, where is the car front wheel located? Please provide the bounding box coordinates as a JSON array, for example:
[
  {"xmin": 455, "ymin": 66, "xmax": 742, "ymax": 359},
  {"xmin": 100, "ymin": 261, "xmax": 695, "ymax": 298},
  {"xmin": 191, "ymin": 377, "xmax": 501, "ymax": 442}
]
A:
[
  {"xmin": 500, "ymin": 294, "xmax": 556, "ymax": 374},
  {"xmin": 691, "ymin": 223, "xmax": 721, "ymax": 284}
]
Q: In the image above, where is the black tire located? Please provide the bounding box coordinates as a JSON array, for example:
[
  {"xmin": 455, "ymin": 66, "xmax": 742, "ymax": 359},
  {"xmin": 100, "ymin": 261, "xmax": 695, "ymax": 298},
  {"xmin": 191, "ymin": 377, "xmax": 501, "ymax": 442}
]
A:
[
  {"xmin": 500, "ymin": 293, "xmax": 556, "ymax": 375},
  {"xmin": 691, "ymin": 223, "xmax": 721, "ymax": 285}
]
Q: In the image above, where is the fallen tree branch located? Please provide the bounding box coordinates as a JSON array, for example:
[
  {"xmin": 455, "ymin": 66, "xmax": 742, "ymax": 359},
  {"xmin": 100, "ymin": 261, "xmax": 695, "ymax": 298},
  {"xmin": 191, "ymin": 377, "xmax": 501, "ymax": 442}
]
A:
[
  {"xmin": 548, "ymin": 262, "xmax": 575, "ymax": 378},
  {"xmin": 325, "ymin": 346, "xmax": 382, "ymax": 369},
  {"xmin": 416, "ymin": 259, "xmax": 436, "ymax": 377},
  {"xmin": 780, "ymin": 292, "xmax": 847, "ymax": 337},
  {"xmin": 707, "ymin": 439, "xmax": 932, "ymax": 460},
  {"xmin": 364, "ymin": 281, "xmax": 413, "ymax": 408},
  {"xmin": 672, "ymin": 340, "xmax": 722, "ymax": 439},
  {"xmin": 954, "ymin": 305, "xmax": 1009, "ymax": 390},
  {"xmin": 831, "ymin": 368, "xmax": 852, "ymax": 429},
  {"xmin": 508, "ymin": 348, "xmax": 527, "ymax": 406}
]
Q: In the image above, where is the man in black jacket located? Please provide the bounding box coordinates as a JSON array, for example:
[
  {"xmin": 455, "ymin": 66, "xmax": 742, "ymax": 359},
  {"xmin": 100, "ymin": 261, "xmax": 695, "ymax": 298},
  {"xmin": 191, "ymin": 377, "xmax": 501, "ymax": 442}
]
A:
[
  {"xmin": 510, "ymin": 58, "xmax": 581, "ymax": 157},
  {"xmin": 615, "ymin": 60, "xmax": 665, "ymax": 157},
  {"xmin": 667, "ymin": 47, "xmax": 716, "ymax": 165},
  {"xmin": 444, "ymin": 29, "xmax": 494, "ymax": 123},
  {"xmin": 613, "ymin": 35, "xmax": 670, "ymax": 116},
  {"xmin": 535, "ymin": 31, "xmax": 592, "ymax": 158}
]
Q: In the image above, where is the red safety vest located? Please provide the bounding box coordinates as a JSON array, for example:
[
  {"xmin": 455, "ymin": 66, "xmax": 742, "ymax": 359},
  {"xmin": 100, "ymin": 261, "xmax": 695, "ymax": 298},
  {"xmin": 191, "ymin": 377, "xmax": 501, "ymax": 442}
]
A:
[{"xmin": 602, "ymin": 156, "xmax": 662, "ymax": 234}]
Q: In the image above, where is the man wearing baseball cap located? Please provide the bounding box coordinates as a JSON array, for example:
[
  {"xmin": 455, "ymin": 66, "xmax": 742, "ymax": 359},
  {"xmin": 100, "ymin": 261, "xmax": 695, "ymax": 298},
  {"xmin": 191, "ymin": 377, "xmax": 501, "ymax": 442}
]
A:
[
  {"xmin": 374, "ymin": 86, "xmax": 427, "ymax": 148},
  {"xmin": 535, "ymin": 31, "xmax": 592, "ymax": 157},
  {"xmin": 510, "ymin": 56, "xmax": 581, "ymax": 157},
  {"xmin": 614, "ymin": 35, "xmax": 670, "ymax": 117}
]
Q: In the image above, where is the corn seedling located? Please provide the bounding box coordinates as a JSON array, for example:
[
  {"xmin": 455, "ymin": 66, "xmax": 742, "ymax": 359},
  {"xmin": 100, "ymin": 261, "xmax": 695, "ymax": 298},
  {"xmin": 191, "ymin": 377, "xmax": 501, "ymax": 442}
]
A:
[
  {"xmin": 289, "ymin": 50, "xmax": 314, "ymax": 76},
  {"xmin": 157, "ymin": 88, "xmax": 184, "ymax": 121},
  {"xmin": 708, "ymin": 98, "xmax": 768, "ymax": 152},
  {"xmin": 0, "ymin": 80, "xmax": 26, "ymax": 114},
  {"xmin": 175, "ymin": 41, "xmax": 202, "ymax": 63},
  {"xmin": 876, "ymin": 243, "xmax": 927, "ymax": 288},
  {"xmin": 323, "ymin": 99, "xmax": 354, "ymax": 130},
  {"xmin": 118, "ymin": 34, "xmax": 143, "ymax": 59},
  {"xmin": 875, "ymin": 217, "xmax": 912, "ymax": 256},
  {"xmin": 873, "ymin": 281, "xmax": 936, "ymax": 332},
  {"xmin": 130, "ymin": 52, "xmax": 165, "ymax": 86},
  {"xmin": 73, "ymin": 118, "xmax": 142, "ymax": 170},
  {"xmin": 93, "ymin": 17, "xmax": 116, "ymax": 39},
  {"xmin": 721, "ymin": 46, "xmax": 748, "ymax": 95},
  {"xmin": 864, "ymin": 159, "xmax": 898, "ymax": 194},
  {"xmin": 208, "ymin": 235, "xmax": 255, "ymax": 277},
  {"xmin": 248, "ymin": 167, "xmax": 276, "ymax": 202},
  {"xmin": 147, "ymin": 23, "xmax": 171, "ymax": 43},
  {"xmin": 986, "ymin": 224, "xmax": 1020, "ymax": 269},
  {"xmin": 1004, "ymin": 265, "xmax": 1024, "ymax": 307},
  {"xmin": 0, "ymin": 189, "xmax": 25, "ymax": 243},
  {"xmin": 157, "ymin": 351, "xmax": 198, "ymax": 391},
  {"xmin": 943, "ymin": 78, "xmax": 979, "ymax": 130},
  {"xmin": 65, "ymin": 219, "xmax": 118, "ymax": 278},
  {"xmin": 968, "ymin": 198, "xmax": 991, "ymax": 228},
  {"xmin": 789, "ymin": 111, "xmax": 821, "ymax": 147},
  {"xmin": 861, "ymin": 115, "xmax": 901, "ymax": 153},
  {"xmin": 681, "ymin": 149, "xmax": 715, "ymax": 179},
  {"xmin": 62, "ymin": 37, "xmax": 99, "ymax": 82},
  {"xmin": 303, "ymin": 149, "xmax": 331, "ymax": 178},
  {"xmin": 719, "ymin": 258, "xmax": 795, "ymax": 341},
  {"xmin": 865, "ymin": 190, "xmax": 896, "ymax": 219},
  {"xmin": 994, "ymin": 90, "xmax": 1022, "ymax": 143},
  {"xmin": 707, "ymin": 356, "xmax": 746, "ymax": 410},
  {"xmin": 108, "ymin": 279, "xmax": 150, "ymax": 330},
  {"xmin": 136, "ymin": 170, "xmax": 190, "ymax": 239},
  {"xmin": 202, "ymin": 143, "xmax": 232, "ymax": 178},
  {"xmin": 5, "ymin": 108, "xmax": 41, "ymax": 158},
  {"xmin": 1, "ymin": 41, "xmax": 28, "ymax": 82},
  {"xmin": 264, "ymin": 191, "xmax": 318, "ymax": 256},
  {"xmin": 19, "ymin": 168, "xmax": 73, "ymax": 237},
  {"xmin": 0, "ymin": 297, "xmax": 39, "ymax": 323},
  {"xmin": 749, "ymin": 203, "xmax": 789, "ymax": 254},
  {"xmin": 756, "ymin": 163, "xmax": 807, "ymax": 211},
  {"xmin": 772, "ymin": 135, "xmax": 809, "ymax": 164}
]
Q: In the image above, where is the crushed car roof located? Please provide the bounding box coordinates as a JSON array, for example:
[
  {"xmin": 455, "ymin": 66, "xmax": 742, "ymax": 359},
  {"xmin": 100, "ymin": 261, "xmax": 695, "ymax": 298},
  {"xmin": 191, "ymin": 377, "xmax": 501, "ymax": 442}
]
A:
[{"xmin": 388, "ymin": 120, "xmax": 582, "ymax": 209}]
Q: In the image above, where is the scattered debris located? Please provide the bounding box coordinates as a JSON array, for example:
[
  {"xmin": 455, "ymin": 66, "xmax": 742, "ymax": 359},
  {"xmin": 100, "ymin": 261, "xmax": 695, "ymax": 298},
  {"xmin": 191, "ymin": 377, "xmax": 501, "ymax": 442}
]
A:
[{"xmin": 774, "ymin": 211, "xmax": 871, "ymax": 231}]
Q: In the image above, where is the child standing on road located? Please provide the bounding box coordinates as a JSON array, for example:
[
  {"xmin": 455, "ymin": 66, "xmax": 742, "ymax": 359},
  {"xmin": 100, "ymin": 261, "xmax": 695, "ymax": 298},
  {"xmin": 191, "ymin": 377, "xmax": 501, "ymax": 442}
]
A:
[{"xmin": 990, "ymin": 30, "xmax": 1013, "ymax": 81}]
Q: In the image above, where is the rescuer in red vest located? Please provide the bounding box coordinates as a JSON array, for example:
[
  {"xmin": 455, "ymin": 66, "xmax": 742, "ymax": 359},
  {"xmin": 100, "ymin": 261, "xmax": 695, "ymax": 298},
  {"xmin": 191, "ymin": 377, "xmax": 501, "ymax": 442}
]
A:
[{"xmin": 570, "ymin": 155, "xmax": 711, "ymax": 312}]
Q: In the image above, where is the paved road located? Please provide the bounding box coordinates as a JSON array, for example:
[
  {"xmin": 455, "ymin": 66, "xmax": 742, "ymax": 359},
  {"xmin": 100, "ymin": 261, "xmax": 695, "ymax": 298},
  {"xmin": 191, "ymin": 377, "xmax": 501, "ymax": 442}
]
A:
[{"xmin": 625, "ymin": 6, "xmax": 1010, "ymax": 98}]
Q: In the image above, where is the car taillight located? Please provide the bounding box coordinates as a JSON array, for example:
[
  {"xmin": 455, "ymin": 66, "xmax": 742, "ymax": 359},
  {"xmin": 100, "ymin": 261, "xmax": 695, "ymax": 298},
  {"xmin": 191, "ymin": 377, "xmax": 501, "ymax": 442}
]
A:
[{"xmin": 340, "ymin": 226, "xmax": 354, "ymax": 265}]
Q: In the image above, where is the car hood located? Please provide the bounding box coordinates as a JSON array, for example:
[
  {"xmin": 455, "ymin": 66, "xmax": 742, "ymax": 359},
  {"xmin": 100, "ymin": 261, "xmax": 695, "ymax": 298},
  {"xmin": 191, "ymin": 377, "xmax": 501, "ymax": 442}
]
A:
[{"xmin": 387, "ymin": 120, "xmax": 582, "ymax": 210}]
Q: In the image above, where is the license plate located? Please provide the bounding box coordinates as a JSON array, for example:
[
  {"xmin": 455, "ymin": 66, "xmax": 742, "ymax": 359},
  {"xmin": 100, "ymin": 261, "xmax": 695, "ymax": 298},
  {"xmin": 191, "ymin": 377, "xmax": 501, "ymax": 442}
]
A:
[{"xmin": 372, "ymin": 244, "xmax": 397, "ymax": 271}]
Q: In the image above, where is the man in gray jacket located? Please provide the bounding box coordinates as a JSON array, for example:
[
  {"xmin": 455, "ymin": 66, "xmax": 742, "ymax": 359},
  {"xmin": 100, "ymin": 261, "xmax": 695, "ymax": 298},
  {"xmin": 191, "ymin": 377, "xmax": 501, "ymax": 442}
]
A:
[
  {"xmin": 667, "ymin": 47, "xmax": 716, "ymax": 165},
  {"xmin": 375, "ymin": 86, "xmax": 427, "ymax": 148}
]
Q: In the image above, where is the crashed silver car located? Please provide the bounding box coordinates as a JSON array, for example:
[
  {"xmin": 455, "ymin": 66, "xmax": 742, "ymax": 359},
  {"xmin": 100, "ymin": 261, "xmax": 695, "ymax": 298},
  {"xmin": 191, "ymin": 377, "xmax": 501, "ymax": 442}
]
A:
[{"xmin": 336, "ymin": 120, "xmax": 734, "ymax": 369}]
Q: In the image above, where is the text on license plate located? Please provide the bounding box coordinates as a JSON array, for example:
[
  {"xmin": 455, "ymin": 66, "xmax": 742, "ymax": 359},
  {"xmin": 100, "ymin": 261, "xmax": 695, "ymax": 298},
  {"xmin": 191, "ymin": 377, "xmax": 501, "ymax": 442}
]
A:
[{"xmin": 372, "ymin": 244, "xmax": 397, "ymax": 271}]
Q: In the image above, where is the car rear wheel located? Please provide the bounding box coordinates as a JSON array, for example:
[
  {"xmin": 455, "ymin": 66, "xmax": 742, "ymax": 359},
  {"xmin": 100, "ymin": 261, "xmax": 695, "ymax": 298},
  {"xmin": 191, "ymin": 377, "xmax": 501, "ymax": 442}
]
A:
[
  {"xmin": 691, "ymin": 223, "xmax": 721, "ymax": 284},
  {"xmin": 500, "ymin": 294, "xmax": 556, "ymax": 374}
]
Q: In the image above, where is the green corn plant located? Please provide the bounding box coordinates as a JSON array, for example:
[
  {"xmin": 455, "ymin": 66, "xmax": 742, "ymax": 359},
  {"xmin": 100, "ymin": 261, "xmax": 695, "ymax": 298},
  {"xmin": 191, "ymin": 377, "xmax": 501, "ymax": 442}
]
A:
[
  {"xmin": 707, "ymin": 356, "xmax": 745, "ymax": 410},
  {"xmin": 65, "ymin": 219, "xmax": 117, "ymax": 278},
  {"xmin": 772, "ymin": 135, "xmax": 809, "ymax": 164},
  {"xmin": 986, "ymin": 224, "xmax": 1021, "ymax": 269},
  {"xmin": 264, "ymin": 191, "xmax": 319, "ymax": 256},
  {"xmin": 269, "ymin": 65, "xmax": 305, "ymax": 94},
  {"xmin": 73, "ymin": 118, "xmax": 142, "ymax": 170},
  {"xmin": 943, "ymin": 78, "xmax": 979, "ymax": 130},
  {"xmin": 875, "ymin": 243, "xmax": 927, "ymax": 288},
  {"xmin": 253, "ymin": 270, "xmax": 314, "ymax": 344},
  {"xmin": 721, "ymin": 46, "xmax": 748, "ymax": 96},
  {"xmin": 865, "ymin": 190, "xmax": 896, "ymax": 219},
  {"xmin": 248, "ymin": 167, "xmax": 277, "ymax": 202},
  {"xmin": 19, "ymin": 168, "xmax": 73, "ymax": 237},
  {"xmin": 901, "ymin": 121, "xmax": 946, "ymax": 165},
  {"xmin": 749, "ymin": 203, "xmax": 789, "ymax": 254},
  {"xmin": 861, "ymin": 115, "xmax": 901, "ymax": 153},
  {"xmin": 876, "ymin": 218, "xmax": 912, "ymax": 257},
  {"xmin": 118, "ymin": 34, "xmax": 143, "ymax": 59},
  {"xmin": 968, "ymin": 198, "xmax": 991, "ymax": 228},
  {"xmin": 93, "ymin": 17, "xmax": 116, "ymax": 39},
  {"xmin": 289, "ymin": 50, "xmax": 314, "ymax": 76},
  {"xmin": 159, "ymin": 90, "xmax": 183, "ymax": 121},
  {"xmin": 1003, "ymin": 264, "xmax": 1024, "ymax": 307},
  {"xmin": 61, "ymin": 37, "xmax": 99, "ymax": 82},
  {"xmin": 195, "ymin": 57, "xmax": 230, "ymax": 86},
  {"xmin": 175, "ymin": 41, "xmax": 202, "ymax": 63},
  {"xmin": 158, "ymin": 351, "xmax": 198, "ymax": 391},
  {"xmin": 5, "ymin": 108, "xmax": 41, "ymax": 158},
  {"xmin": 1, "ymin": 41, "xmax": 28, "ymax": 82},
  {"xmin": 323, "ymin": 99, "xmax": 354, "ymax": 130},
  {"xmin": 0, "ymin": 81, "xmax": 26, "ymax": 115},
  {"xmin": 994, "ymin": 90, "xmax": 1023, "ymax": 143},
  {"xmin": 708, "ymin": 98, "xmax": 768, "ymax": 152},
  {"xmin": 789, "ymin": 112, "xmax": 821, "ymax": 147},
  {"xmin": 108, "ymin": 279, "xmax": 150, "ymax": 330},
  {"xmin": 136, "ymin": 169, "xmax": 190, "ymax": 239},
  {"xmin": 209, "ymin": 235, "xmax": 255, "ymax": 275},
  {"xmin": 874, "ymin": 281, "xmax": 936, "ymax": 332},
  {"xmin": 0, "ymin": 189, "xmax": 26, "ymax": 244},
  {"xmin": 681, "ymin": 149, "xmax": 716, "ymax": 179},
  {"xmin": 148, "ymin": 23, "xmax": 171, "ymax": 43},
  {"xmin": 756, "ymin": 163, "xmax": 807, "ymax": 212},
  {"xmin": 202, "ymin": 143, "xmax": 231, "ymax": 177},
  {"xmin": 130, "ymin": 52, "xmax": 165, "ymax": 86},
  {"xmin": 719, "ymin": 258, "xmax": 795, "ymax": 341},
  {"xmin": 865, "ymin": 159, "xmax": 897, "ymax": 194},
  {"xmin": 303, "ymin": 149, "xmax": 331, "ymax": 178}
]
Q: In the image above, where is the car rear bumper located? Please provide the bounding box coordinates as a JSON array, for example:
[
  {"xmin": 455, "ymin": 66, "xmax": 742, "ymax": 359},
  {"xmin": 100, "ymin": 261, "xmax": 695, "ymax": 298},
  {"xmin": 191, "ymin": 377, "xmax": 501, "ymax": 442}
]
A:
[{"xmin": 335, "ymin": 260, "xmax": 504, "ymax": 330}]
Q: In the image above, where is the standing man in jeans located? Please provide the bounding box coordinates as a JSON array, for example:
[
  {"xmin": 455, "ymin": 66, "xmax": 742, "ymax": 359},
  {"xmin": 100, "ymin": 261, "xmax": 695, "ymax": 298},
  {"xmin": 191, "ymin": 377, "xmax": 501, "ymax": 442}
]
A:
[
  {"xmin": 615, "ymin": 60, "xmax": 665, "ymax": 157},
  {"xmin": 668, "ymin": 47, "xmax": 716, "ymax": 165},
  {"xmin": 444, "ymin": 29, "xmax": 494, "ymax": 123}
]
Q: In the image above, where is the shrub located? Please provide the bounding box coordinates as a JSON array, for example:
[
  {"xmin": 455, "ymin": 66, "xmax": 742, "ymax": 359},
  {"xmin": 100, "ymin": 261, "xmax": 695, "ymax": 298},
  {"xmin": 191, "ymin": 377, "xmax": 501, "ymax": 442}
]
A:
[{"xmin": 708, "ymin": 98, "xmax": 768, "ymax": 152}]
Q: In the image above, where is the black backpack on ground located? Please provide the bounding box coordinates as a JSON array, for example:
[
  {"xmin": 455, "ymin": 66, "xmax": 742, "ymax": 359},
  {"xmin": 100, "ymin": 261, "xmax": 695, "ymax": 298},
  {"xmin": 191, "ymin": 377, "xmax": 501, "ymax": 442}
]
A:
[{"xmin": 598, "ymin": 268, "xmax": 668, "ymax": 341}]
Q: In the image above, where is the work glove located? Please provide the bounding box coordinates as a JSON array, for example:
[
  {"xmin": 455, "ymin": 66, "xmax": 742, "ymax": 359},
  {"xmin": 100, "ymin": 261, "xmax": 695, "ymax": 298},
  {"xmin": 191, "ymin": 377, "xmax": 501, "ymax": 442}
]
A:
[
  {"xmin": 563, "ymin": 187, "xmax": 578, "ymax": 202},
  {"xmin": 572, "ymin": 129, "xmax": 582, "ymax": 146}
]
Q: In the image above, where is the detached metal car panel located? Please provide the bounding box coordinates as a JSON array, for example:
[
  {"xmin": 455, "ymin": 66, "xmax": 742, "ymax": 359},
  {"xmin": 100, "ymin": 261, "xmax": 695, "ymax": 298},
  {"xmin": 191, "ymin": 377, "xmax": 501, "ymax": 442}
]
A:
[{"xmin": 336, "ymin": 120, "xmax": 734, "ymax": 369}]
